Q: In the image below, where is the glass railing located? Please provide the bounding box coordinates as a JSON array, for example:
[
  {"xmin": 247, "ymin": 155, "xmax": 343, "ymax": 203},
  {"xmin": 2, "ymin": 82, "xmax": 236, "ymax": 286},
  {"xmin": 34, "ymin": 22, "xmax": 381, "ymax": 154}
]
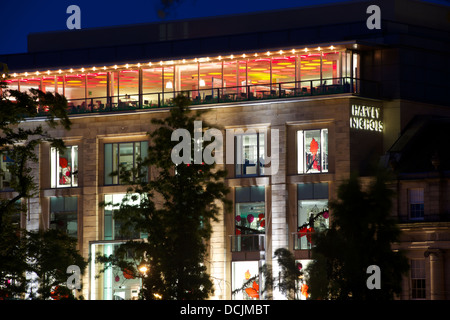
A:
[
  {"xmin": 35, "ymin": 77, "xmax": 379, "ymax": 116},
  {"xmin": 230, "ymin": 234, "xmax": 265, "ymax": 252}
]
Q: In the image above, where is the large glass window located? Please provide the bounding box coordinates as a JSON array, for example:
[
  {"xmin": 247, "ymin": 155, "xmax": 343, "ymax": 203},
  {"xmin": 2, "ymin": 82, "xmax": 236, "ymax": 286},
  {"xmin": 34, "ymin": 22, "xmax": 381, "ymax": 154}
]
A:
[
  {"xmin": 411, "ymin": 259, "xmax": 426, "ymax": 299},
  {"xmin": 104, "ymin": 194, "xmax": 145, "ymax": 240},
  {"xmin": 104, "ymin": 141, "xmax": 148, "ymax": 185},
  {"xmin": 49, "ymin": 196, "xmax": 78, "ymax": 238},
  {"xmin": 233, "ymin": 186, "xmax": 265, "ymax": 252},
  {"xmin": 162, "ymin": 65, "xmax": 175, "ymax": 105},
  {"xmin": 119, "ymin": 69, "xmax": 139, "ymax": 108},
  {"xmin": 0, "ymin": 152, "xmax": 13, "ymax": 190},
  {"xmin": 296, "ymin": 183, "xmax": 329, "ymax": 250},
  {"xmin": 142, "ymin": 66, "xmax": 162, "ymax": 107},
  {"xmin": 90, "ymin": 241, "xmax": 142, "ymax": 300},
  {"xmin": 408, "ymin": 188, "xmax": 424, "ymax": 220},
  {"xmin": 50, "ymin": 146, "xmax": 79, "ymax": 188},
  {"xmin": 65, "ymin": 74, "xmax": 86, "ymax": 111},
  {"xmin": 235, "ymin": 131, "xmax": 266, "ymax": 177},
  {"xmin": 231, "ymin": 261, "xmax": 260, "ymax": 300},
  {"xmin": 198, "ymin": 61, "xmax": 223, "ymax": 101},
  {"xmin": 87, "ymin": 72, "xmax": 108, "ymax": 111},
  {"xmin": 247, "ymin": 56, "xmax": 271, "ymax": 99},
  {"xmin": 11, "ymin": 48, "xmax": 351, "ymax": 113},
  {"xmin": 321, "ymin": 52, "xmax": 340, "ymax": 84},
  {"xmin": 19, "ymin": 77, "xmax": 41, "ymax": 93},
  {"xmin": 299, "ymin": 53, "xmax": 321, "ymax": 92},
  {"xmin": 297, "ymin": 129, "xmax": 328, "ymax": 174},
  {"xmin": 295, "ymin": 259, "xmax": 313, "ymax": 300},
  {"xmin": 272, "ymin": 54, "xmax": 296, "ymax": 95},
  {"xmin": 177, "ymin": 63, "xmax": 198, "ymax": 99}
]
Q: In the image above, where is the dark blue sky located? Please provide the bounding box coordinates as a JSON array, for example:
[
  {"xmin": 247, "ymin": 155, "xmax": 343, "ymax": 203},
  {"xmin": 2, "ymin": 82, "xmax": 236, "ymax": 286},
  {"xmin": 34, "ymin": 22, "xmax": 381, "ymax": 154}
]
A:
[{"xmin": 1, "ymin": 0, "xmax": 448, "ymax": 55}]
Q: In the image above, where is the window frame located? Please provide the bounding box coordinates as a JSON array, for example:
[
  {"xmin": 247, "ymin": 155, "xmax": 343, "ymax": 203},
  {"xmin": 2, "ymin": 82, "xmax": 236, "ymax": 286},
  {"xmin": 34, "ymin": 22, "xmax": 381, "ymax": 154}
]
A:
[
  {"xmin": 297, "ymin": 128, "xmax": 328, "ymax": 174},
  {"xmin": 296, "ymin": 183, "xmax": 329, "ymax": 250},
  {"xmin": 235, "ymin": 131, "xmax": 266, "ymax": 178},
  {"xmin": 50, "ymin": 145, "xmax": 79, "ymax": 188},
  {"xmin": 410, "ymin": 259, "xmax": 426, "ymax": 300},
  {"xmin": 103, "ymin": 193, "xmax": 146, "ymax": 241},
  {"xmin": 104, "ymin": 141, "xmax": 148, "ymax": 185},
  {"xmin": 408, "ymin": 188, "xmax": 425, "ymax": 221},
  {"xmin": 0, "ymin": 151, "xmax": 14, "ymax": 190},
  {"xmin": 49, "ymin": 196, "xmax": 78, "ymax": 238}
]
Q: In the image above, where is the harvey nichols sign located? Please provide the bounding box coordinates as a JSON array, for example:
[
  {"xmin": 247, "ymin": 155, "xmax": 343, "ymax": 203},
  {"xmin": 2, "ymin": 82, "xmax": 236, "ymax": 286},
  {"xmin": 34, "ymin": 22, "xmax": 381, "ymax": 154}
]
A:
[{"xmin": 350, "ymin": 104, "xmax": 383, "ymax": 132}]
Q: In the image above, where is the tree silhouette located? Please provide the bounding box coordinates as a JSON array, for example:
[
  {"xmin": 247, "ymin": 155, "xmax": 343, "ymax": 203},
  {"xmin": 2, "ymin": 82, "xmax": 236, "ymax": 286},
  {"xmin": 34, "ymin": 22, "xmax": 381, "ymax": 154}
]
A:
[
  {"xmin": 97, "ymin": 94, "xmax": 230, "ymax": 300},
  {"xmin": 0, "ymin": 64, "xmax": 86, "ymax": 299},
  {"xmin": 305, "ymin": 169, "xmax": 409, "ymax": 300}
]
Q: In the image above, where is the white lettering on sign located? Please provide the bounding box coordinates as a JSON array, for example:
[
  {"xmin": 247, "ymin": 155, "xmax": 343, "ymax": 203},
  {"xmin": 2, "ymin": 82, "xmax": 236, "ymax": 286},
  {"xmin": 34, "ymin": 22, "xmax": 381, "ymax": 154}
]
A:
[{"xmin": 350, "ymin": 104, "xmax": 383, "ymax": 132}]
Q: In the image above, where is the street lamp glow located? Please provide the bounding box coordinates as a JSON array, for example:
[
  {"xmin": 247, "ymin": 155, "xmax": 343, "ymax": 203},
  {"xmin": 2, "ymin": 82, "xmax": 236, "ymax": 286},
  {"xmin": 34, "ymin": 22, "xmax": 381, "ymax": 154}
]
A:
[{"xmin": 139, "ymin": 265, "xmax": 148, "ymax": 273}]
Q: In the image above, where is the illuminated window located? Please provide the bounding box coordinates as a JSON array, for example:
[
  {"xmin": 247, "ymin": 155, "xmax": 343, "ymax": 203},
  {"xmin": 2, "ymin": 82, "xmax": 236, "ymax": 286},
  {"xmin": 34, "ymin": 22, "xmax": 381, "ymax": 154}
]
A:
[
  {"xmin": 104, "ymin": 194, "xmax": 146, "ymax": 240},
  {"xmin": 90, "ymin": 241, "xmax": 142, "ymax": 300},
  {"xmin": 42, "ymin": 75, "xmax": 64, "ymax": 95},
  {"xmin": 295, "ymin": 259, "xmax": 312, "ymax": 300},
  {"xmin": 141, "ymin": 66, "xmax": 162, "ymax": 107},
  {"xmin": 231, "ymin": 261, "xmax": 260, "ymax": 300},
  {"xmin": 296, "ymin": 183, "xmax": 329, "ymax": 250},
  {"xmin": 119, "ymin": 69, "xmax": 139, "ymax": 105},
  {"xmin": 233, "ymin": 186, "xmax": 265, "ymax": 252},
  {"xmin": 408, "ymin": 188, "xmax": 424, "ymax": 220},
  {"xmin": 0, "ymin": 152, "xmax": 13, "ymax": 190},
  {"xmin": 50, "ymin": 196, "xmax": 78, "ymax": 238},
  {"xmin": 235, "ymin": 131, "xmax": 266, "ymax": 177},
  {"xmin": 235, "ymin": 187, "xmax": 265, "ymax": 233},
  {"xmin": 65, "ymin": 74, "xmax": 86, "ymax": 110},
  {"xmin": 162, "ymin": 65, "xmax": 175, "ymax": 105},
  {"xmin": 87, "ymin": 72, "xmax": 108, "ymax": 110},
  {"xmin": 297, "ymin": 129, "xmax": 328, "ymax": 174},
  {"xmin": 411, "ymin": 259, "xmax": 426, "ymax": 299},
  {"xmin": 104, "ymin": 141, "xmax": 148, "ymax": 185},
  {"xmin": 51, "ymin": 146, "xmax": 79, "ymax": 188},
  {"xmin": 19, "ymin": 77, "xmax": 41, "ymax": 94}
]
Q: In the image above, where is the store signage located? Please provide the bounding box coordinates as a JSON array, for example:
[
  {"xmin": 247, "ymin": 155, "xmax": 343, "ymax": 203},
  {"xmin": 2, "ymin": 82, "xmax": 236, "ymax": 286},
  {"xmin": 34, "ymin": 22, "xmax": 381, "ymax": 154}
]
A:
[{"xmin": 350, "ymin": 104, "xmax": 383, "ymax": 132}]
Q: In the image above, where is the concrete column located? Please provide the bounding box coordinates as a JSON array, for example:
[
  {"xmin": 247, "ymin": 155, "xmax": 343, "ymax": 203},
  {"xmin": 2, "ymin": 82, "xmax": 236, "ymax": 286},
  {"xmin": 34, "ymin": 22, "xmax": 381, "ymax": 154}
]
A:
[
  {"xmin": 424, "ymin": 249, "xmax": 445, "ymax": 300},
  {"xmin": 270, "ymin": 125, "xmax": 288, "ymax": 300}
]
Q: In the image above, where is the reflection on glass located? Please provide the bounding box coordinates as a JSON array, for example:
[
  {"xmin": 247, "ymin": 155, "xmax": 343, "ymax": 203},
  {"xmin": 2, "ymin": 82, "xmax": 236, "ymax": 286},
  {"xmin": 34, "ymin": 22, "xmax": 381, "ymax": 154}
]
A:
[
  {"xmin": 0, "ymin": 152, "xmax": 13, "ymax": 190},
  {"xmin": 11, "ymin": 48, "xmax": 353, "ymax": 111},
  {"xmin": 19, "ymin": 77, "xmax": 41, "ymax": 93},
  {"xmin": 271, "ymin": 55, "xmax": 296, "ymax": 95},
  {"xmin": 87, "ymin": 72, "xmax": 107, "ymax": 110},
  {"xmin": 297, "ymin": 199, "xmax": 328, "ymax": 249},
  {"xmin": 104, "ymin": 193, "xmax": 143, "ymax": 240},
  {"xmin": 50, "ymin": 196, "xmax": 78, "ymax": 238},
  {"xmin": 235, "ymin": 202, "xmax": 265, "ymax": 235},
  {"xmin": 235, "ymin": 132, "xmax": 265, "ymax": 177},
  {"xmin": 90, "ymin": 242, "xmax": 142, "ymax": 300},
  {"xmin": 104, "ymin": 141, "xmax": 148, "ymax": 185}
]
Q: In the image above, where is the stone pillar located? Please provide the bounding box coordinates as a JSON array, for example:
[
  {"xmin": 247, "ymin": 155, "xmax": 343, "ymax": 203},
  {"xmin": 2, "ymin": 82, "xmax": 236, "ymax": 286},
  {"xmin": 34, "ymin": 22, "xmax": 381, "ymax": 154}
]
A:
[
  {"xmin": 424, "ymin": 249, "xmax": 445, "ymax": 300},
  {"xmin": 81, "ymin": 136, "xmax": 99, "ymax": 299},
  {"xmin": 270, "ymin": 125, "xmax": 288, "ymax": 300},
  {"xmin": 209, "ymin": 200, "xmax": 228, "ymax": 300}
]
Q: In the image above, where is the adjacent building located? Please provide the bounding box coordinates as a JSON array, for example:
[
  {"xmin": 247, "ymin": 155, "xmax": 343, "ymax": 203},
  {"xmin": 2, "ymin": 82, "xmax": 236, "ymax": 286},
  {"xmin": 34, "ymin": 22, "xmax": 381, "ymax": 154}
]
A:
[{"xmin": 1, "ymin": 0, "xmax": 449, "ymax": 300}]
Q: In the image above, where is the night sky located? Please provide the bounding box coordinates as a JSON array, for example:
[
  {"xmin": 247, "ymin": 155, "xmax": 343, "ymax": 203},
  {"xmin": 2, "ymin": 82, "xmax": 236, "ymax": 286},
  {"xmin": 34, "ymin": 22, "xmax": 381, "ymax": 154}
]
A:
[{"xmin": 1, "ymin": 0, "xmax": 449, "ymax": 55}]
